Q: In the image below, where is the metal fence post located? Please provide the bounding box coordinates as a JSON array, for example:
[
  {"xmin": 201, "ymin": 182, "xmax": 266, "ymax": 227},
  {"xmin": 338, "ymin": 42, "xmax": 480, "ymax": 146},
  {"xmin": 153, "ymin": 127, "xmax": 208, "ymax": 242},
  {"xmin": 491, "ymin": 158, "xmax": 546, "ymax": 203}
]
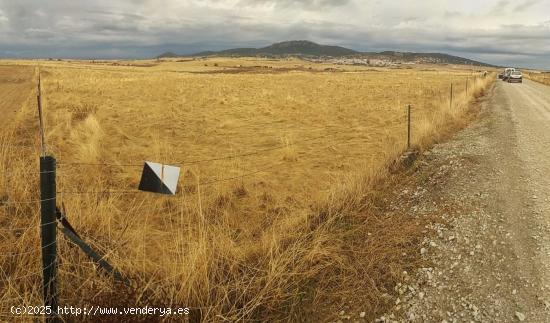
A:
[
  {"xmin": 450, "ymin": 83, "xmax": 453, "ymax": 109},
  {"xmin": 407, "ymin": 104, "xmax": 411, "ymax": 149},
  {"xmin": 40, "ymin": 156, "xmax": 58, "ymax": 322},
  {"xmin": 37, "ymin": 71, "xmax": 46, "ymax": 157}
]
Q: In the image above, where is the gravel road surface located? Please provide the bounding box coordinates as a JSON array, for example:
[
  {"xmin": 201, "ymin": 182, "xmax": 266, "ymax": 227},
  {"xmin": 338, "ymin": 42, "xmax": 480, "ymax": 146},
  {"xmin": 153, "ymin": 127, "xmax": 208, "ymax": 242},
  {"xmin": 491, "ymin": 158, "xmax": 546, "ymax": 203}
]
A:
[{"xmin": 374, "ymin": 79, "xmax": 550, "ymax": 322}]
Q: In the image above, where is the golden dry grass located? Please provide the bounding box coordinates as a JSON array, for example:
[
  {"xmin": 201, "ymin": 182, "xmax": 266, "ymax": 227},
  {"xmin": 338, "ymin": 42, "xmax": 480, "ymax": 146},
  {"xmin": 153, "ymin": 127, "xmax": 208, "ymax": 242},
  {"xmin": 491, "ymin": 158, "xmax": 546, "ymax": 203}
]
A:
[
  {"xmin": 524, "ymin": 71, "xmax": 550, "ymax": 86},
  {"xmin": 0, "ymin": 58, "xmax": 494, "ymax": 322}
]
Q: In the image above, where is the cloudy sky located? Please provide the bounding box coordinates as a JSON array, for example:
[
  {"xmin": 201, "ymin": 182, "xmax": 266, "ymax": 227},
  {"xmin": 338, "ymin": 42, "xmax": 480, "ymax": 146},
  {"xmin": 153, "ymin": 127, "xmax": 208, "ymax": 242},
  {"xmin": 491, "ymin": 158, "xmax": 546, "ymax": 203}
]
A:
[{"xmin": 0, "ymin": 0, "xmax": 549, "ymax": 68}]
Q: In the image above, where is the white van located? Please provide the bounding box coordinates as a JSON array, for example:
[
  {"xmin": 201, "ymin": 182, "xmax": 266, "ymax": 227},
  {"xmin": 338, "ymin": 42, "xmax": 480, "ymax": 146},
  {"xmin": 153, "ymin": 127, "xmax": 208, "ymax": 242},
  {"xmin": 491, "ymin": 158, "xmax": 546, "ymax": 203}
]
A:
[{"xmin": 503, "ymin": 68, "xmax": 515, "ymax": 81}]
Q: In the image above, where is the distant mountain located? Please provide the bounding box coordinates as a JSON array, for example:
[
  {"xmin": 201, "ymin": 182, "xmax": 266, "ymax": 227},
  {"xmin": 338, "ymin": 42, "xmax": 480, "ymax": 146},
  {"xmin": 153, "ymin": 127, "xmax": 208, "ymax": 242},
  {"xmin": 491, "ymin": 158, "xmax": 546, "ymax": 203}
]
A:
[
  {"xmin": 158, "ymin": 40, "xmax": 494, "ymax": 67},
  {"xmin": 156, "ymin": 51, "xmax": 179, "ymax": 58},
  {"xmin": 191, "ymin": 40, "xmax": 358, "ymax": 57}
]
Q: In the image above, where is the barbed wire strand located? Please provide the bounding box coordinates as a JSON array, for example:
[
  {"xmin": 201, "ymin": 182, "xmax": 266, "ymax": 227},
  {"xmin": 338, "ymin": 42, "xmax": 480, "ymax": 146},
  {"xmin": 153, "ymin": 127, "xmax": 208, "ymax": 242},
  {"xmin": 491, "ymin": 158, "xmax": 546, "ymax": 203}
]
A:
[
  {"xmin": 0, "ymin": 219, "xmax": 58, "ymax": 235},
  {"xmin": 0, "ymin": 144, "xmax": 38, "ymax": 150},
  {"xmin": 56, "ymin": 190, "xmax": 141, "ymax": 195},
  {"xmin": 56, "ymin": 132, "xmax": 330, "ymax": 168},
  {"xmin": 199, "ymin": 162, "xmax": 282, "ymax": 186},
  {"xmin": 54, "ymin": 160, "xmax": 285, "ymax": 197},
  {"xmin": 0, "ymin": 196, "xmax": 55, "ymax": 205},
  {"xmin": 0, "ymin": 221, "xmax": 57, "ymax": 233},
  {"xmin": 0, "ymin": 228, "xmax": 30, "ymax": 232},
  {"xmin": 0, "ymin": 169, "xmax": 57, "ymax": 176},
  {"xmin": 0, "ymin": 239, "xmax": 58, "ymax": 257},
  {"xmin": 45, "ymin": 134, "xmax": 368, "ymax": 198},
  {"xmin": 184, "ymin": 134, "xmax": 329, "ymax": 165}
]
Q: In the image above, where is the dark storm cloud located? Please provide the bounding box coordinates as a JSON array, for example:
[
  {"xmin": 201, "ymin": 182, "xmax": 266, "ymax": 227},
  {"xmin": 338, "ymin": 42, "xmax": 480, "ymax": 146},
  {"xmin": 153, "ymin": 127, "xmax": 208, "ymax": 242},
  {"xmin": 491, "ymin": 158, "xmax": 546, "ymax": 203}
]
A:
[{"xmin": 0, "ymin": 0, "xmax": 549, "ymax": 69}]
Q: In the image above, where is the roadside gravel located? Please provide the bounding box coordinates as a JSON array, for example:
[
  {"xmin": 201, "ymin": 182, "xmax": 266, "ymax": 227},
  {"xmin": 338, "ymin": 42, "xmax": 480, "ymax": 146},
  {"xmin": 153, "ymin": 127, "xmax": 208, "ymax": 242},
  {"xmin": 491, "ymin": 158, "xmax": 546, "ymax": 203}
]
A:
[{"xmin": 362, "ymin": 79, "xmax": 550, "ymax": 322}]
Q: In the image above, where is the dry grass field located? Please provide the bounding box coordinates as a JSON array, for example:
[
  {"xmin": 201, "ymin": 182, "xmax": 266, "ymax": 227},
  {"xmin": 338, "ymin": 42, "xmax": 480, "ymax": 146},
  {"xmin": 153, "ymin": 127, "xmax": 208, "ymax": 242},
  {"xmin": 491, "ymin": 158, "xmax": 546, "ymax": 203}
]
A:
[
  {"xmin": 0, "ymin": 66, "xmax": 35, "ymax": 127},
  {"xmin": 525, "ymin": 71, "xmax": 550, "ymax": 86},
  {"xmin": 0, "ymin": 58, "xmax": 494, "ymax": 321}
]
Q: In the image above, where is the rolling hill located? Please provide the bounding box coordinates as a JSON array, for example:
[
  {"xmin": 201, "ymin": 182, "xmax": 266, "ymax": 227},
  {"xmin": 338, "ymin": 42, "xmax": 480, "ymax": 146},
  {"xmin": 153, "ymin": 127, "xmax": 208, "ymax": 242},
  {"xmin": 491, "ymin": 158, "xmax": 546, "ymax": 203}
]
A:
[
  {"xmin": 156, "ymin": 51, "xmax": 179, "ymax": 58},
  {"xmin": 158, "ymin": 40, "xmax": 495, "ymax": 67},
  {"xmin": 192, "ymin": 40, "xmax": 359, "ymax": 57}
]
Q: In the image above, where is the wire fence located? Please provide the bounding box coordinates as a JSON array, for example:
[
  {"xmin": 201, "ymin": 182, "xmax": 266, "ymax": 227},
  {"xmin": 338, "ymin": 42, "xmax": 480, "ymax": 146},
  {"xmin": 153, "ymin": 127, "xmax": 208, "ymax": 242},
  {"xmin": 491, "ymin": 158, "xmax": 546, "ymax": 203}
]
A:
[
  {"xmin": 0, "ymin": 67, "xmax": 495, "ymax": 321},
  {"xmin": 1, "ymin": 121, "xmax": 374, "ymax": 217},
  {"xmin": 49, "ymin": 134, "xmax": 366, "ymax": 197},
  {"xmin": 2, "ymin": 108, "xmax": 398, "ymax": 215},
  {"xmin": 2, "ymin": 124, "xmax": 361, "ymax": 305},
  {"xmin": 55, "ymin": 132, "xmax": 331, "ymax": 168},
  {"xmin": 0, "ymin": 239, "xmax": 57, "ymax": 257},
  {"xmin": 0, "ymin": 123, "xmax": 369, "ymax": 277}
]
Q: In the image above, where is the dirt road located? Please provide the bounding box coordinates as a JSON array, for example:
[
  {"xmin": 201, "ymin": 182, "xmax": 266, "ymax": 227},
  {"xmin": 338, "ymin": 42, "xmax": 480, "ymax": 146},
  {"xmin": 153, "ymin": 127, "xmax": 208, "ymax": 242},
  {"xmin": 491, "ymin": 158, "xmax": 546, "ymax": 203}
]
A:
[{"xmin": 375, "ymin": 79, "xmax": 550, "ymax": 322}]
